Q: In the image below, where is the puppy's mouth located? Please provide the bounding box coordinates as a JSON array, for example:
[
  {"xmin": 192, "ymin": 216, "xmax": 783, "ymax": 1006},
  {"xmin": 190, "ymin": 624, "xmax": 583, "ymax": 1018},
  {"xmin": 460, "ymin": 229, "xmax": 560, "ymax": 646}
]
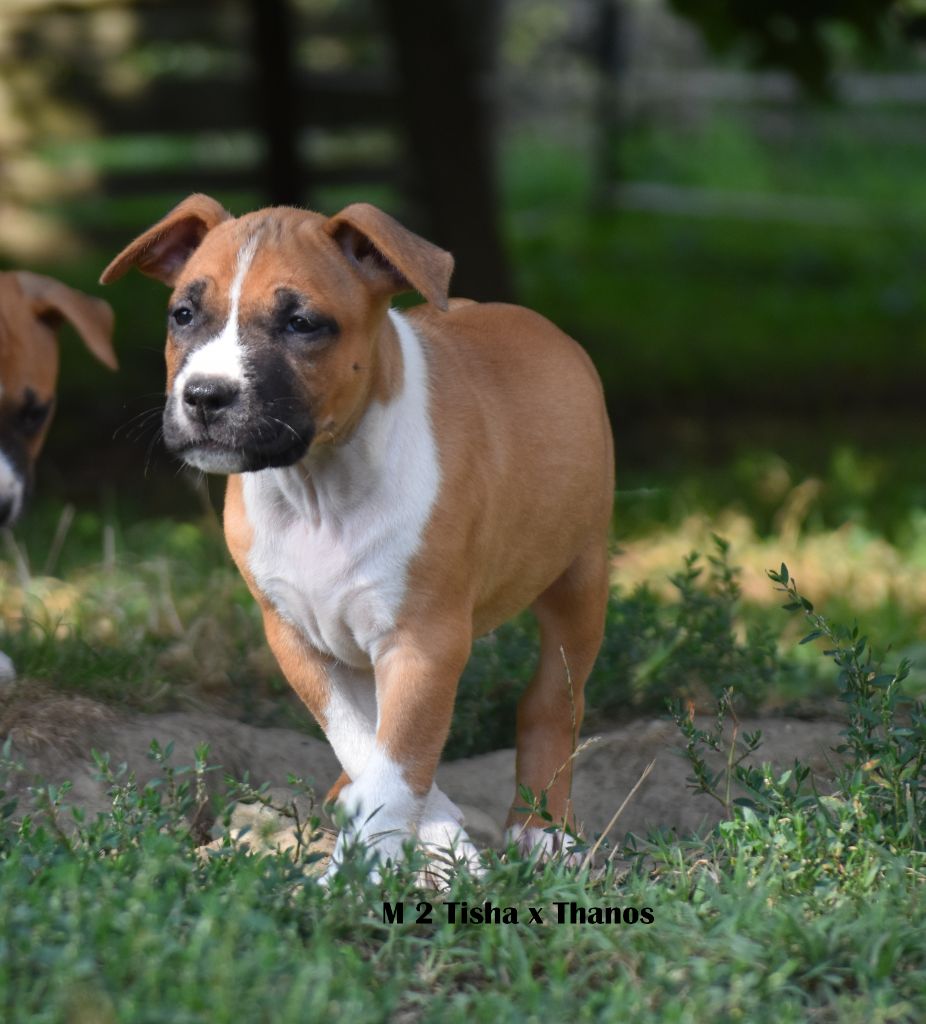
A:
[
  {"xmin": 164, "ymin": 417, "xmax": 313, "ymax": 474},
  {"xmin": 175, "ymin": 436, "xmax": 311, "ymax": 474}
]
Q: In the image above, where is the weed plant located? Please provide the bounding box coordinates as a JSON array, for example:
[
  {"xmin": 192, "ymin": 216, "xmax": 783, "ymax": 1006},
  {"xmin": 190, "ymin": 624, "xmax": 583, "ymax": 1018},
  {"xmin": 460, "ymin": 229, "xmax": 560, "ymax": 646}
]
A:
[{"xmin": 653, "ymin": 562, "xmax": 926, "ymax": 943}]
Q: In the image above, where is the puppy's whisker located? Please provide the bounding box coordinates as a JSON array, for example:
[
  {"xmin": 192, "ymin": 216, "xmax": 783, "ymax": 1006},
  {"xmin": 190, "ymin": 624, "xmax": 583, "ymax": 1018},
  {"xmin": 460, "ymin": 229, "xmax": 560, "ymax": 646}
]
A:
[
  {"xmin": 266, "ymin": 395, "xmax": 302, "ymax": 404},
  {"xmin": 116, "ymin": 407, "xmax": 164, "ymax": 442},
  {"xmin": 143, "ymin": 427, "xmax": 164, "ymax": 478},
  {"xmin": 264, "ymin": 415, "xmax": 302, "ymax": 444},
  {"xmin": 128, "ymin": 424, "xmax": 160, "ymax": 443},
  {"xmin": 124, "ymin": 391, "xmax": 169, "ymax": 403},
  {"xmin": 117, "ymin": 404, "xmax": 162, "ymax": 423}
]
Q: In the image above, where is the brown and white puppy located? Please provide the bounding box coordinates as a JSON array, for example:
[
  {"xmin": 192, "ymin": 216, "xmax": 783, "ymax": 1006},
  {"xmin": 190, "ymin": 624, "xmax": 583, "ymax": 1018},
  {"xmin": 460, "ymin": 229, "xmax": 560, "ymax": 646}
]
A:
[
  {"xmin": 0, "ymin": 271, "xmax": 117, "ymax": 528},
  {"xmin": 101, "ymin": 194, "xmax": 614, "ymax": 879}
]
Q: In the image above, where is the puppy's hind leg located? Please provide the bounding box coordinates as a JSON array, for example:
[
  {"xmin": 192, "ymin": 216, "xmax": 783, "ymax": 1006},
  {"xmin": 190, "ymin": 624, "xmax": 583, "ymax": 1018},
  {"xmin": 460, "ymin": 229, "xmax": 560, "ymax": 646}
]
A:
[{"xmin": 505, "ymin": 540, "xmax": 610, "ymax": 860}]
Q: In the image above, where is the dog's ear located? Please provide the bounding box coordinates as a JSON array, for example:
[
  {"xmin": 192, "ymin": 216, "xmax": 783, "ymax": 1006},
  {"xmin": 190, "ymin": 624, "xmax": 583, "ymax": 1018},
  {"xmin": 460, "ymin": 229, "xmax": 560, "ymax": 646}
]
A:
[
  {"xmin": 99, "ymin": 193, "xmax": 231, "ymax": 287},
  {"xmin": 16, "ymin": 272, "xmax": 118, "ymax": 371},
  {"xmin": 324, "ymin": 203, "xmax": 453, "ymax": 311}
]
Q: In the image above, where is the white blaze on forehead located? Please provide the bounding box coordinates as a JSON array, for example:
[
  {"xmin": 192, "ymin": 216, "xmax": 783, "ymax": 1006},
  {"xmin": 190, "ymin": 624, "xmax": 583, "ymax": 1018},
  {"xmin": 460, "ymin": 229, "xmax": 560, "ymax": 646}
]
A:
[
  {"xmin": 0, "ymin": 449, "xmax": 24, "ymax": 524},
  {"xmin": 172, "ymin": 233, "xmax": 260, "ymax": 401}
]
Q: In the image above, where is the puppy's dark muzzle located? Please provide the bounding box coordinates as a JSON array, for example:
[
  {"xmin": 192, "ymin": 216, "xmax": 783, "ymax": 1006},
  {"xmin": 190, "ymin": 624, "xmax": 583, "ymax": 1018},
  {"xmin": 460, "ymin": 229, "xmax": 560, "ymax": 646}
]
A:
[
  {"xmin": 164, "ymin": 377, "xmax": 315, "ymax": 472},
  {"xmin": 182, "ymin": 375, "xmax": 241, "ymax": 426}
]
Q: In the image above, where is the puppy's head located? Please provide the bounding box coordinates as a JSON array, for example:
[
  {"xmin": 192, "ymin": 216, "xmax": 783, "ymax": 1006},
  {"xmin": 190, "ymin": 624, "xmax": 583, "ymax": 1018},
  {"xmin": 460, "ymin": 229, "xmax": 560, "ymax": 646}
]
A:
[
  {"xmin": 100, "ymin": 194, "xmax": 453, "ymax": 475},
  {"xmin": 0, "ymin": 272, "xmax": 116, "ymax": 528}
]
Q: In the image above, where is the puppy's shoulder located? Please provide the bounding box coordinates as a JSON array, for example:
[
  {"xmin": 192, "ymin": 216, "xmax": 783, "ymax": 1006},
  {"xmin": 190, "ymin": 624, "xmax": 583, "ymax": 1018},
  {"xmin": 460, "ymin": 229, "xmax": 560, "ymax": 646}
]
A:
[{"xmin": 404, "ymin": 299, "xmax": 562, "ymax": 343}]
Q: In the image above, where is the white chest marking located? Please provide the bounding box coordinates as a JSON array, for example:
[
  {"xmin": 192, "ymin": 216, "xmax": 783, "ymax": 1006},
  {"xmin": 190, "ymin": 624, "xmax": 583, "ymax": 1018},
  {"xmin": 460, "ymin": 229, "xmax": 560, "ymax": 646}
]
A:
[{"xmin": 241, "ymin": 310, "xmax": 440, "ymax": 668}]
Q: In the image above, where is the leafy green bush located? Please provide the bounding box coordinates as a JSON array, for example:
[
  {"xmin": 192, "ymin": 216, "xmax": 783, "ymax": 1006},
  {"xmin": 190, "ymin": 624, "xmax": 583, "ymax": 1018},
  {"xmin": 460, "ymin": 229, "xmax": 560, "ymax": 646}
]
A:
[
  {"xmin": 655, "ymin": 562, "xmax": 926, "ymax": 908},
  {"xmin": 595, "ymin": 535, "xmax": 784, "ymax": 714},
  {"xmin": 450, "ymin": 536, "xmax": 787, "ymax": 757},
  {"xmin": 766, "ymin": 564, "xmax": 925, "ymax": 851}
]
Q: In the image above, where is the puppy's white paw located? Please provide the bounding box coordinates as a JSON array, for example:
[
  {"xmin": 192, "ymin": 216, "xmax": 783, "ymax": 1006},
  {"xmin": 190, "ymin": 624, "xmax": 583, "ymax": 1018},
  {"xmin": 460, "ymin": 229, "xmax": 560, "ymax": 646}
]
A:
[
  {"xmin": 417, "ymin": 787, "xmax": 483, "ymax": 879},
  {"xmin": 319, "ymin": 754, "xmax": 422, "ymax": 884},
  {"xmin": 505, "ymin": 824, "xmax": 584, "ymax": 867},
  {"xmin": 0, "ymin": 651, "xmax": 15, "ymax": 684},
  {"xmin": 319, "ymin": 781, "xmax": 484, "ymax": 886},
  {"xmin": 320, "ymin": 825, "xmax": 410, "ymax": 887}
]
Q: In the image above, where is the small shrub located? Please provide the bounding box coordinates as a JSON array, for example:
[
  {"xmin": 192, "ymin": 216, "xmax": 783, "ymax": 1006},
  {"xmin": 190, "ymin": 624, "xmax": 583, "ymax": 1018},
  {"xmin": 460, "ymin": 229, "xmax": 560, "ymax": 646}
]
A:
[
  {"xmin": 593, "ymin": 534, "xmax": 784, "ymax": 715},
  {"xmin": 768, "ymin": 563, "xmax": 926, "ymax": 849},
  {"xmin": 654, "ymin": 562, "xmax": 926, "ymax": 904},
  {"xmin": 450, "ymin": 535, "xmax": 786, "ymax": 757}
]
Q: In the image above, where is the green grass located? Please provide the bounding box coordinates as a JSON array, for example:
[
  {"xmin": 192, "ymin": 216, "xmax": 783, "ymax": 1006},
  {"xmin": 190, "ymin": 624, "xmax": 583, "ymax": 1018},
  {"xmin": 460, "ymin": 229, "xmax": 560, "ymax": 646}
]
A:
[
  {"xmin": 2, "ymin": 562, "xmax": 925, "ymax": 1023},
  {"xmin": 3, "ymin": 485, "xmax": 926, "ymax": 1021},
  {"xmin": 0, "ymin": 506, "xmax": 312, "ymax": 732},
  {"xmin": 2, "ymin": 821, "xmax": 921, "ymax": 1023}
]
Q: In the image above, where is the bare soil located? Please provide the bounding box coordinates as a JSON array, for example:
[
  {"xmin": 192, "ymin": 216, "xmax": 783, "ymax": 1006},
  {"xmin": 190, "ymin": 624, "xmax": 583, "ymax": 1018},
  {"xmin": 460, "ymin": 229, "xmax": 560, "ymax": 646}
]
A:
[{"xmin": 1, "ymin": 685, "xmax": 847, "ymax": 857}]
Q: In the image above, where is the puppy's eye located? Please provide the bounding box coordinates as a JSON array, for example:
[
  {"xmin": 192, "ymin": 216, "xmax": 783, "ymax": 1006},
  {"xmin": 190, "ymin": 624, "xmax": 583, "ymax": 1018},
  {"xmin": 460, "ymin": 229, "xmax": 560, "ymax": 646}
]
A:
[
  {"xmin": 16, "ymin": 397, "xmax": 51, "ymax": 438},
  {"xmin": 284, "ymin": 313, "xmax": 337, "ymax": 339},
  {"xmin": 286, "ymin": 315, "xmax": 314, "ymax": 335},
  {"xmin": 171, "ymin": 307, "xmax": 193, "ymax": 327}
]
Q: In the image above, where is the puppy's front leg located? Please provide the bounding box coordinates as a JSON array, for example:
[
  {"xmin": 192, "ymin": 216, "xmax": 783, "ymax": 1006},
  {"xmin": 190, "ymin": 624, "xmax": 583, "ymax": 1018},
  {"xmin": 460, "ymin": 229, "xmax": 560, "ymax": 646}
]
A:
[{"xmin": 324, "ymin": 629, "xmax": 478, "ymax": 879}]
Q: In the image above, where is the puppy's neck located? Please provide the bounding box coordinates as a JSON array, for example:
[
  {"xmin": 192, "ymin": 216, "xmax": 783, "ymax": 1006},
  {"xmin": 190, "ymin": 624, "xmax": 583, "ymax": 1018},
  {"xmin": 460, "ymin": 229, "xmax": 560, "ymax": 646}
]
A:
[{"xmin": 249, "ymin": 309, "xmax": 436, "ymax": 529}]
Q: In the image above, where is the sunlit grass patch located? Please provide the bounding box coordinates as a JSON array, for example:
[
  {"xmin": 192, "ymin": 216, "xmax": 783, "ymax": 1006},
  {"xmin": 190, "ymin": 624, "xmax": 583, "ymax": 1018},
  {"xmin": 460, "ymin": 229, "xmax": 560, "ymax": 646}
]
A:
[
  {"xmin": 5, "ymin": 485, "xmax": 926, "ymax": 755},
  {"xmin": 614, "ymin": 508, "xmax": 926, "ymax": 616},
  {"xmin": 0, "ymin": 510, "xmax": 296, "ymax": 722}
]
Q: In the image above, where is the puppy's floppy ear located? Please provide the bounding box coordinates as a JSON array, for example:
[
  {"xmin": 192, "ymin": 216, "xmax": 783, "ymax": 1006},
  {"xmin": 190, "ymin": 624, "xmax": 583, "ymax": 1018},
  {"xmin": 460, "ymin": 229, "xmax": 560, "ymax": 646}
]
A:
[
  {"xmin": 16, "ymin": 272, "xmax": 118, "ymax": 371},
  {"xmin": 324, "ymin": 203, "xmax": 453, "ymax": 311},
  {"xmin": 99, "ymin": 193, "xmax": 231, "ymax": 287}
]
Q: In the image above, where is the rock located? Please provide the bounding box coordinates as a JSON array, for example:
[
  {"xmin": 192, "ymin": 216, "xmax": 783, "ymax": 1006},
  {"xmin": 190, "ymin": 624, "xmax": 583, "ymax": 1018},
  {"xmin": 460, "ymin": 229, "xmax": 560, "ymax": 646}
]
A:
[{"xmin": 199, "ymin": 799, "xmax": 337, "ymax": 872}]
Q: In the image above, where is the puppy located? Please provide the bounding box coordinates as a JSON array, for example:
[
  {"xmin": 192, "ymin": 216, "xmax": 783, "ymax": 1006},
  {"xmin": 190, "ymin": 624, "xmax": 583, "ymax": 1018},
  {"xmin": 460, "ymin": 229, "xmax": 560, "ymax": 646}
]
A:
[
  {"xmin": 102, "ymin": 195, "xmax": 613, "ymax": 878},
  {"xmin": 0, "ymin": 271, "xmax": 116, "ymax": 681},
  {"xmin": 0, "ymin": 272, "xmax": 117, "ymax": 527}
]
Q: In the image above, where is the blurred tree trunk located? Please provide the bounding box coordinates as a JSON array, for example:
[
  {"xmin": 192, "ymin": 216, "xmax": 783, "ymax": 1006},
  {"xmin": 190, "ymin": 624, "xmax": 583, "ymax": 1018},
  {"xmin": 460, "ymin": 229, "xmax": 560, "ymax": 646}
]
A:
[
  {"xmin": 379, "ymin": 0, "xmax": 513, "ymax": 302},
  {"xmin": 249, "ymin": 0, "xmax": 304, "ymax": 206},
  {"xmin": 593, "ymin": 0, "xmax": 627, "ymax": 209}
]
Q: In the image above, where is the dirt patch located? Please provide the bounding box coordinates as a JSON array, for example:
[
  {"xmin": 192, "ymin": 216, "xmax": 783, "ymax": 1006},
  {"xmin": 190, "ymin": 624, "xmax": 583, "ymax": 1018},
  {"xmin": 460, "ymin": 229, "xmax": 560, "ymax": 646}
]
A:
[{"xmin": 1, "ymin": 686, "xmax": 846, "ymax": 852}]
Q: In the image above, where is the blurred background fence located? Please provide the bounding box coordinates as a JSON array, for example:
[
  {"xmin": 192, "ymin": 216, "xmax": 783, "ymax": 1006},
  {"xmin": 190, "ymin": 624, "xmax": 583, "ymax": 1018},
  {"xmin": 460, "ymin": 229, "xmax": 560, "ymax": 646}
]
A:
[{"xmin": 3, "ymin": 0, "xmax": 926, "ymax": 517}]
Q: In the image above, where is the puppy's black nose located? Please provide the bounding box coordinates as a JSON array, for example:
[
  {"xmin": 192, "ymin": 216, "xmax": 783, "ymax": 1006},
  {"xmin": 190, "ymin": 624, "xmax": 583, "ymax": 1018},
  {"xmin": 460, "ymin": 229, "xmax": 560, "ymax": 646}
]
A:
[
  {"xmin": 182, "ymin": 376, "xmax": 240, "ymax": 424},
  {"xmin": 0, "ymin": 497, "xmax": 14, "ymax": 528}
]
